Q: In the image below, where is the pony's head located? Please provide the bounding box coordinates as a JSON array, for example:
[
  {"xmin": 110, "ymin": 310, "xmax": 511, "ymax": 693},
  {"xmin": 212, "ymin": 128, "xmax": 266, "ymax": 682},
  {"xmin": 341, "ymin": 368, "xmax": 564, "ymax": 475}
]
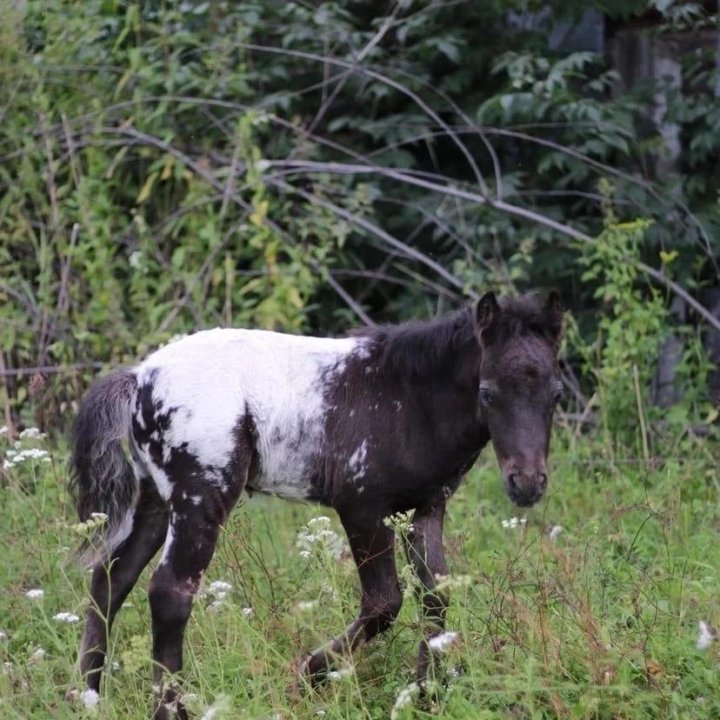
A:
[{"xmin": 474, "ymin": 292, "xmax": 564, "ymax": 507}]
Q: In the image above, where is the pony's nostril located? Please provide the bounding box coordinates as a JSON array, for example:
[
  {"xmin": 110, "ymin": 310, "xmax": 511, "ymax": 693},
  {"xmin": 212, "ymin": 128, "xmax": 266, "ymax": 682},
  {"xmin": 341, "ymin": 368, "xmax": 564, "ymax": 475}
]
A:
[
  {"xmin": 507, "ymin": 473, "xmax": 518, "ymax": 491},
  {"xmin": 539, "ymin": 473, "xmax": 548, "ymax": 490}
]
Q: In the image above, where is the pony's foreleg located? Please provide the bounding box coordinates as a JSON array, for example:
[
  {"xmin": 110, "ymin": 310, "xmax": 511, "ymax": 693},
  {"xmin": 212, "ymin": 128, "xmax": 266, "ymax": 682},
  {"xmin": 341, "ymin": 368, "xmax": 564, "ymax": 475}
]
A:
[
  {"xmin": 300, "ymin": 517, "xmax": 402, "ymax": 682},
  {"xmin": 77, "ymin": 485, "xmax": 168, "ymax": 701},
  {"xmin": 402, "ymin": 500, "xmax": 451, "ymax": 686}
]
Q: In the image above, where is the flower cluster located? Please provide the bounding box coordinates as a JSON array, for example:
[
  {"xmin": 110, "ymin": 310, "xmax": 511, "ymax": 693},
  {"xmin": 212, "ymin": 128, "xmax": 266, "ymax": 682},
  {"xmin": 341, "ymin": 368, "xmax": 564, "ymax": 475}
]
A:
[
  {"xmin": 201, "ymin": 580, "xmax": 233, "ymax": 613},
  {"xmin": 327, "ymin": 665, "xmax": 354, "ymax": 682},
  {"xmin": 390, "ymin": 682, "xmax": 420, "ymax": 720},
  {"xmin": 19, "ymin": 428, "xmax": 47, "ymax": 440},
  {"xmin": 296, "ymin": 516, "xmax": 345, "ymax": 561},
  {"xmin": 3, "ymin": 428, "xmax": 51, "ymax": 470},
  {"xmin": 383, "ymin": 509, "xmax": 415, "ymax": 534},
  {"xmin": 501, "ymin": 516, "xmax": 527, "ymax": 529},
  {"xmin": 697, "ymin": 620, "xmax": 716, "ymax": 650},
  {"xmin": 434, "ymin": 574, "xmax": 473, "ymax": 592},
  {"xmin": 199, "ymin": 694, "xmax": 231, "ymax": 720},
  {"xmin": 70, "ymin": 512, "xmax": 108, "ymax": 537},
  {"xmin": 53, "ymin": 612, "xmax": 81, "ymax": 623},
  {"xmin": 4, "ymin": 444, "xmax": 51, "ymax": 470}
]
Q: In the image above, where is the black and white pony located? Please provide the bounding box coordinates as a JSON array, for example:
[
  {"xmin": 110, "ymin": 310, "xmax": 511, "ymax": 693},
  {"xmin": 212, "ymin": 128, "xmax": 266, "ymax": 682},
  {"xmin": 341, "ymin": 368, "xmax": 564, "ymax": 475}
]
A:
[{"xmin": 69, "ymin": 291, "xmax": 564, "ymax": 718}]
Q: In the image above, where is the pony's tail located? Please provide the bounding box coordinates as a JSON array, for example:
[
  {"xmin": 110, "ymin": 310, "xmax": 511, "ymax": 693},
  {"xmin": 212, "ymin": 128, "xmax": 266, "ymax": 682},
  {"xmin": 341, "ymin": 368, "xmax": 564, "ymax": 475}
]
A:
[{"xmin": 69, "ymin": 369, "xmax": 139, "ymax": 564}]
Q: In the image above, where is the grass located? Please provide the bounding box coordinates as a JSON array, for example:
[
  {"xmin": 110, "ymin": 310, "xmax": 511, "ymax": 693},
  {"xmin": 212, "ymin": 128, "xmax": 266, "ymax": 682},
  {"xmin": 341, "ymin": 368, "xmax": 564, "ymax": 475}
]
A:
[{"xmin": 1, "ymin": 428, "xmax": 718, "ymax": 719}]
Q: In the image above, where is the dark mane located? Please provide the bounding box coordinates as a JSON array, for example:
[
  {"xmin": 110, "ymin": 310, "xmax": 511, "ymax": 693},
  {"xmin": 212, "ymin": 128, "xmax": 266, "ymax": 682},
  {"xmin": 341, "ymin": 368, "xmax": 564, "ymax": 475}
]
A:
[
  {"xmin": 355, "ymin": 293, "xmax": 559, "ymax": 379},
  {"xmin": 358, "ymin": 307, "xmax": 476, "ymax": 380}
]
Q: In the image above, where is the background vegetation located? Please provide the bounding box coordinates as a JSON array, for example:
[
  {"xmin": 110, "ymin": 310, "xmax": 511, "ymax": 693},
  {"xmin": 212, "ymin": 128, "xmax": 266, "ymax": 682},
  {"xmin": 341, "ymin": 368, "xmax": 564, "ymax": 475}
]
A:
[{"xmin": 0, "ymin": 1, "xmax": 719, "ymax": 718}]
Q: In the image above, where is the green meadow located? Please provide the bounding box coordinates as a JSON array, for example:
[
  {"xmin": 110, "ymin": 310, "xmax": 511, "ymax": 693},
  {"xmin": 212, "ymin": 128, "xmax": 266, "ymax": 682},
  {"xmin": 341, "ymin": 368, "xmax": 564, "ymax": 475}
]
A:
[{"xmin": 1, "ymin": 428, "xmax": 718, "ymax": 719}]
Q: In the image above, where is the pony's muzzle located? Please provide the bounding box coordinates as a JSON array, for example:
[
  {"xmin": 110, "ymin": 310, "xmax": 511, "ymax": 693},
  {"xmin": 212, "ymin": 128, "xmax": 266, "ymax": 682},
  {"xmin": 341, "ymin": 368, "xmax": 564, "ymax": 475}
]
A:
[{"xmin": 505, "ymin": 470, "xmax": 547, "ymax": 507}]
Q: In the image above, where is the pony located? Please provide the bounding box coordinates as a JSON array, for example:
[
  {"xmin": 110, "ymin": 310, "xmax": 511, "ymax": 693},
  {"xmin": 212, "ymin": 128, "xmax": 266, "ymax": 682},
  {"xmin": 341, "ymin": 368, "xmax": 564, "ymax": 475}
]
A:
[{"xmin": 69, "ymin": 291, "xmax": 564, "ymax": 718}]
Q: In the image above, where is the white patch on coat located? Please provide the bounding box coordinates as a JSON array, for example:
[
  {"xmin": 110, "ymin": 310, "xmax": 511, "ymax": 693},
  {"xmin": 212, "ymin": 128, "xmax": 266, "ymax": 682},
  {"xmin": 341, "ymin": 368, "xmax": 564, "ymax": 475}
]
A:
[
  {"xmin": 160, "ymin": 516, "xmax": 176, "ymax": 565},
  {"xmin": 107, "ymin": 508, "xmax": 135, "ymax": 553},
  {"xmin": 347, "ymin": 439, "xmax": 368, "ymax": 481},
  {"xmin": 147, "ymin": 464, "xmax": 173, "ymax": 501},
  {"xmin": 132, "ymin": 328, "xmax": 369, "ymax": 502}
]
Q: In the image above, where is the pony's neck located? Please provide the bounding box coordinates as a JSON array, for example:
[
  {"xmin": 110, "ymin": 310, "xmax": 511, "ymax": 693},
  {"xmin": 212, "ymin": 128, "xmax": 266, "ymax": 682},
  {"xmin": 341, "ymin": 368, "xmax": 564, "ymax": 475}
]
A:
[{"xmin": 372, "ymin": 308, "xmax": 480, "ymax": 390}]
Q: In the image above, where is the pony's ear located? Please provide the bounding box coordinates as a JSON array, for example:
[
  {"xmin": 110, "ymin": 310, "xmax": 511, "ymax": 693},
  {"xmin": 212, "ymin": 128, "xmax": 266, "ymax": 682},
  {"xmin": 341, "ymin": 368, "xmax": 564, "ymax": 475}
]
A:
[
  {"xmin": 474, "ymin": 292, "xmax": 500, "ymax": 341},
  {"xmin": 544, "ymin": 290, "xmax": 564, "ymax": 344}
]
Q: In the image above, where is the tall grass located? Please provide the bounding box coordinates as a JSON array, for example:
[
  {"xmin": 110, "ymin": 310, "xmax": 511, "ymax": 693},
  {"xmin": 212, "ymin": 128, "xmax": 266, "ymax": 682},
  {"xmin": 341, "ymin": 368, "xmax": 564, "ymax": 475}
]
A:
[{"xmin": 1, "ymin": 428, "xmax": 718, "ymax": 719}]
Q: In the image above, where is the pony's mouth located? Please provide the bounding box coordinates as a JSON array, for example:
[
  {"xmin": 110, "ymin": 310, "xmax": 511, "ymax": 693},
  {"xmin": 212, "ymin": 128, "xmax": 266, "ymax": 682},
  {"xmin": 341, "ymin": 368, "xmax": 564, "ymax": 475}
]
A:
[
  {"xmin": 508, "ymin": 490, "xmax": 544, "ymax": 508},
  {"xmin": 504, "ymin": 472, "xmax": 547, "ymax": 507}
]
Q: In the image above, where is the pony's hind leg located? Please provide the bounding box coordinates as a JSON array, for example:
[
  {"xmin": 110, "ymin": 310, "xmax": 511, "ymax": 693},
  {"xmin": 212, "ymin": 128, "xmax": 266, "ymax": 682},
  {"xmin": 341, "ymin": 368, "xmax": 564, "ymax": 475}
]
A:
[
  {"xmin": 77, "ymin": 482, "xmax": 168, "ymax": 701},
  {"xmin": 149, "ymin": 485, "xmax": 240, "ymax": 720}
]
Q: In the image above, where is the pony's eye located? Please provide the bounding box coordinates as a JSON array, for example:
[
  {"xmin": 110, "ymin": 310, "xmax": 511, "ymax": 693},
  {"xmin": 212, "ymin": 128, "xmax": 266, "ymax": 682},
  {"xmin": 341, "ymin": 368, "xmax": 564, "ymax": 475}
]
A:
[{"xmin": 479, "ymin": 386, "xmax": 495, "ymax": 406}]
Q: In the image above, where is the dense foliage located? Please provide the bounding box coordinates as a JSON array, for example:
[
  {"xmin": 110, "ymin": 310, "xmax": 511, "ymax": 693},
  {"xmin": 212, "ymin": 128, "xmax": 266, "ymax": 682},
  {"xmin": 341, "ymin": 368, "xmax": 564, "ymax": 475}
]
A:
[{"xmin": 1, "ymin": 1, "xmax": 718, "ymax": 442}]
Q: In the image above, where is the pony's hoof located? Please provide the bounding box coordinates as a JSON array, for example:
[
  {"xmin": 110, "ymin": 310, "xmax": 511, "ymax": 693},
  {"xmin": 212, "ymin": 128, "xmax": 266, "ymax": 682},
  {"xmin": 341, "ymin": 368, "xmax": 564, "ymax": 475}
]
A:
[
  {"xmin": 152, "ymin": 686, "xmax": 188, "ymax": 720},
  {"xmin": 297, "ymin": 651, "xmax": 330, "ymax": 686}
]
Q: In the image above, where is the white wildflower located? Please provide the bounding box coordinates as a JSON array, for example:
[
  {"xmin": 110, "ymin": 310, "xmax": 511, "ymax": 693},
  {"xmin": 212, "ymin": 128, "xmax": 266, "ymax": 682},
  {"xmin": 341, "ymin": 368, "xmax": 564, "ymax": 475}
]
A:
[
  {"xmin": 4, "ymin": 446, "xmax": 51, "ymax": 467},
  {"xmin": 19, "ymin": 427, "xmax": 46, "ymax": 439},
  {"xmin": 111, "ymin": 661, "xmax": 121, "ymax": 672},
  {"xmin": 320, "ymin": 583, "xmax": 339, "ymax": 603},
  {"xmin": 697, "ymin": 620, "xmax": 715, "ymax": 650},
  {"xmin": 200, "ymin": 694, "xmax": 231, "ymax": 720},
  {"xmin": 428, "ymin": 631, "xmax": 459, "ymax": 654},
  {"xmin": 295, "ymin": 600, "xmax": 318, "ymax": 612},
  {"xmin": 80, "ymin": 689, "xmax": 100, "ymax": 709},
  {"xmin": 129, "ymin": 250, "xmax": 143, "ymax": 270},
  {"xmin": 501, "ymin": 516, "xmax": 527, "ymax": 529},
  {"xmin": 434, "ymin": 574, "xmax": 473, "ymax": 592},
  {"xmin": 0, "ymin": 425, "xmax": 8, "ymax": 435},
  {"xmin": 202, "ymin": 580, "xmax": 232, "ymax": 601},
  {"xmin": 26, "ymin": 588, "xmax": 44, "ymax": 599},
  {"xmin": 296, "ymin": 516, "xmax": 345, "ymax": 561},
  {"xmin": 390, "ymin": 682, "xmax": 420, "ymax": 720},
  {"xmin": 0, "ymin": 630, "xmax": 8, "ymax": 642},
  {"xmin": 383, "ymin": 509, "xmax": 415, "ymax": 534},
  {"xmin": 549, "ymin": 525, "xmax": 563, "ymax": 541},
  {"xmin": 53, "ymin": 612, "xmax": 81, "ymax": 623},
  {"xmin": 327, "ymin": 666, "xmax": 353, "ymax": 681},
  {"xmin": 242, "ymin": 607, "xmax": 253, "ymax": 617},
  {"xmin": 207, "ymin": 600, "xmax": 224, "ymax": 614},
  {"xmin": 2, "ymin": 662, "xmax": 13, "ymax": 674}
]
